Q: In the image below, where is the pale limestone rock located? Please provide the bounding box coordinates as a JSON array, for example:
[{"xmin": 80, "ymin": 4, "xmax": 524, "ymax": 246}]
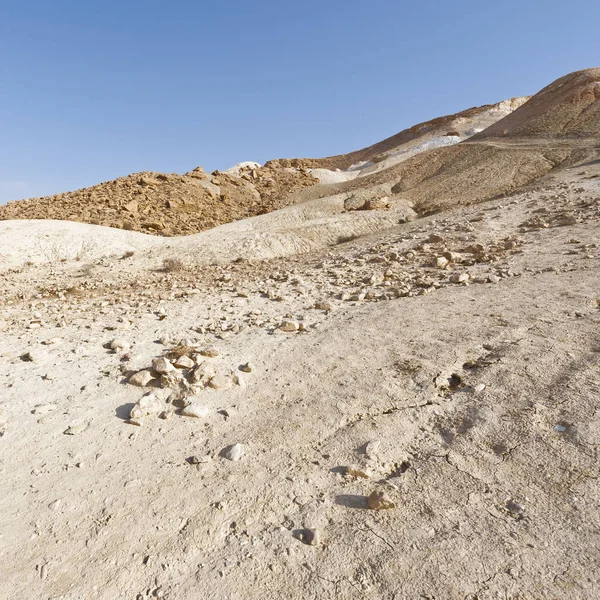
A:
[
  {"xmin": 189, "ymin": 363, "xmax": 217, "ymax": 384},
  {"xmin": 174, "ymin": 355, "xmax": 195, "ymax": 369},
  {"xmin": 222, "ymin": 443, "xmax": 245, "ymax": 461},
  {"xmin": 208, "ymin": 375, "xmax": 232, "ymax": 390},
  {"xmin": 129, "ymin": 393, "xmax": 162, "ymax": 421},
  {"xmin": 152, "ymin": 356, "xmax": 175, "ymax": 374},
  {"xmin": 129, "ymin": 370, "xmax": 155, "ymax": 387},
  {"xmin": 110, "ymin": 338, "xmax": 130, "ymax": 353},
  {"xmin": 64, "ymin": 422, "xmax": 88, "ymax": 435},
  {"xmin": 199, "ymin": 347, "xmax": 220, "ymax": 357},
  {"xmin": 181, "ymin": 404, "xmax": 210, "ymax": 419}
]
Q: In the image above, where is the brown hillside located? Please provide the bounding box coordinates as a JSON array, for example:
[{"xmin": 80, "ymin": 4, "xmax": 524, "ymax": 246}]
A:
[
  {"xmin": 473, "ymin": 67, "xmax": 600, "ymax": 138},
  {"xmin": 267, "ymin": 97, "xmax": 528, "ymax": 171},
  {"xmin": 0, "ymin": 165, "xmax": 316, "ymax": 237}
]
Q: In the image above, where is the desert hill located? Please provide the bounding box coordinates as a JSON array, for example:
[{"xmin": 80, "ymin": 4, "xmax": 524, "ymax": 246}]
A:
[
  {"xmin": 473, "ymin": 67, "xmax": 600, "ymax": 138},
  {"xmin": 0, "ymin": 164, "xmax": 317, "ymax": 237},
  {"xmin": 0, "ymin": 68, "xmax": 599, "ymax": 600},
  {"xmin": 268, "ymin": 96, "xmax": 529, "ymax": 172},
  {"xmin": 0, "ymin": 97, "xmax": 529, "ymax": 237},
  {"xmin": 286, "ymin": 69, "xmax": 600, "ymax": 217}
]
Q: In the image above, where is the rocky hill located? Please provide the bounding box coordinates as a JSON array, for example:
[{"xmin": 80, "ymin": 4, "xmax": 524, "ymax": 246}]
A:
[
  {"xmin": 0, "ymin": 165, "xmax": 317, "ymax": 237},
  {"xmin": 473, "ymin": 67, "xmax": 600, "ymax": 138},
  {"xmin": 0, "ymin": 97, "xmax": 530, "ymax": 237},
  {"xmin": 0, "ymin": 68, "xmax": 599, "ymax": 600}
]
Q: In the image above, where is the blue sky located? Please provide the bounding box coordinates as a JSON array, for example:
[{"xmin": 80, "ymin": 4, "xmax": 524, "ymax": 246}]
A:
[{"xmin": 1, "ymin": 0, "xmax": 599, "ymax": 203}]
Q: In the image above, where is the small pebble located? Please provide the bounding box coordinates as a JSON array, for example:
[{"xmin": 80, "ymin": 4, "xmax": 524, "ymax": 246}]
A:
[
  {"xmin": 129, "ymin": 370, "xmax": 155, "ymax": 387},
  {"xmin": 64, "ymin": 422, "xmax": 88, "ymax": 435},
  {"xmin": 181, "ymin": 404, "xmax": 210, "ymax": 419},
  {"xmin": 152, "ymin": 357, "xmax": 175, "ymax": 375},
  {"xmin": 367, "ymin": 490, "xmax": 396, "ymax": 510},
  {"xmin": 222, "ymin": 443, "xmax": 245, "ymax": 461}
]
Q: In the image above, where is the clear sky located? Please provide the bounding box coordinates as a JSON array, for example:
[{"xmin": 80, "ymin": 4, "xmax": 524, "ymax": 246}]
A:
[{"xmin": 1, "ymin": 0, "xmax": 599, "ymax": 204}]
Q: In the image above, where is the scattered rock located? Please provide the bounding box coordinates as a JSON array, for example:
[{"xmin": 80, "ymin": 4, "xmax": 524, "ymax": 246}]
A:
[
  {"xmin": 152, "ymin": 356, "xmax": 175, "ymax": 374},
  {"xmin": 367, "ymin": 490, "xmax": 396, "ymax": 510},
  {"xmin": 110, "ymin": 339, "xmax": 130, "ymax": 353},
  {"xmin": 181, "ymin": 404, "xmax": 210, "ymax": 419},
  {"xmin": 222, "ymin": 443, "xmax": 245, "ymax": 461},
  {"xmin": 199, "ymin": 347, "xmax": 220, "ymax": 358},
  {"xmin": 129, "ymin": 370, "xmax": 155, "ymax": 387},
  {"xmin": 279, "ymin": 320, "xmax": 299, "ymax": 332},
  {"xmin": 208, "ymin": 375, "xmax": 232, "ymax": 390},
  {"xmin": 314, "ymin": 300, "xmax": 334, "ymax": 311},
  {"xmin": 64, "ymin": 422, "xmax": 88, "ymax": 435},
  {"xmin": 239, "ymin": 362, "xmax": 253, "ymax": 373},
  {"xmin": 345, "ymin": 466, "xmax": 372, "ymax": 479},
  {"xmin": 174, "ymin": 355, "xmax": 195, "ymax": 369},
  {"xmin": 129, "ymin": 393, "xmax": 162, "ymax": 421}
]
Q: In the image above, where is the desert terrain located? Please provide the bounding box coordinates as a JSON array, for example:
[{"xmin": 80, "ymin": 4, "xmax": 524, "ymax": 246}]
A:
[{"xmin": 0, "ymin": 68, "xmax": 599, "ymax": 599}]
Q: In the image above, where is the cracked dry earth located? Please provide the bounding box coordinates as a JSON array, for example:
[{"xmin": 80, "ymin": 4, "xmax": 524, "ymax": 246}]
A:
[{"xmin": 1, "ymin": 164, "xmax": 600, "ymax": 599}]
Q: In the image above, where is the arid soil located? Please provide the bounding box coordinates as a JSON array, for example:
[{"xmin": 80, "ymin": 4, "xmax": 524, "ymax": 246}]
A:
[{"xmin": 0, "ymin": 68, "xmax": 599, "ymax": 600}]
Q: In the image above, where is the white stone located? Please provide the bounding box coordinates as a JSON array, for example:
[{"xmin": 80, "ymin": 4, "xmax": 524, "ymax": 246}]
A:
[
  {"xmin": 174, "ymin": 355, "xmax": 195, "ymax": 369},
  {"xmin": 208, "ymin": 375, "xmax": 232, "ymax": 390},
  {"xmin": 110, "ymin": 338, "xmax": 130, "ymax": 353},
  {"xmin": 189, "ymin": 363, "xmax": 216, "ymax": 384},
  {"xmin": 152, "ymin": 357, "xmax": 175, "ymax": 374},
  {"xmin": 223, "ymin": 443, "xmax": 245, "ymax": 461},
  {"xmin": 130, "ymin": 393, "xmax": 162, "ymax": 420},
  {"xmin": 181, "ymin": 404, "xmax": 210, "ymax": 419},
  {"xmin": 33, "ymin": 404, "xmax": 57, "ymax": 415},
  {"xmin": 64, "ymin": 422, "xmax": 88, "ymax": 435},
  {"xmin": 129, "ymin": 370, "xmax": 155, "ymax": 387}
]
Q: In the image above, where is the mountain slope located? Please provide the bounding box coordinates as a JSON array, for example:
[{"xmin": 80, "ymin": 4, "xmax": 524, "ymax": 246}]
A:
[
  {"xmin": 473, "ymin": 67, "xmax": 600, "ymax": 138},
  {"xmin": 0, "ymin": 98, "xmax": 528, "ymax": 236}
]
